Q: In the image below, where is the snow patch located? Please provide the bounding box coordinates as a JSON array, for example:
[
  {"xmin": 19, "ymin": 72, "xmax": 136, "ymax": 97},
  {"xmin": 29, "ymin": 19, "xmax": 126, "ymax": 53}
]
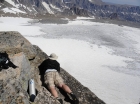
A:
[
  {"xmin": 2, "ymin": 8, "xmax": 26, "ymax": 14},
  {"xmin": 68, "ymin": 20, "xmax": 96, "ymax": 25},
  {"xmin": 64, "ymin": 0, "xmax": 72, "ymax": 3},
  {"xmin": 50, "ymin": 4, "xmax": 62, "ymax": 12},
  {"xmin": 32, "ymin": 7, "xmax": 37, "ymax": 13},
  {"xmin": 16, "ymin": 0, "xmax": 20, "ymax": 3},
  {"xmin": 42, "ymin": 2, "xmax": 54, "ymax": 14},
  {"xmin": 88, "ymin": 0, "xmax": 93, "ymax": 3},
  {"xmin": 2, "ymin": 8, "xmax": 16, "ymax": 14},
  {"xmin": 11, "ymin": 8, "xmax": 26, "ymax": 13},
  {"xmin": 26, "ymin": 7, "xmax": 32, "ymax": 12},
  {"xmin": 76, "ymin": 16, "xmax": 95, "ymax": 19},
  {"xmin": 5, "ymin": 0, "xmax": 19, "ymax": 8}
]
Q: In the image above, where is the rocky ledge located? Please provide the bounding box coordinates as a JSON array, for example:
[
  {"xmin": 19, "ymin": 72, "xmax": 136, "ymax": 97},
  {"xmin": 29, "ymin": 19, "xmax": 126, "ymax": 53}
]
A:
[{"xmin": 0, "ymin": 31, "xmax": 105, "ymax": 104}]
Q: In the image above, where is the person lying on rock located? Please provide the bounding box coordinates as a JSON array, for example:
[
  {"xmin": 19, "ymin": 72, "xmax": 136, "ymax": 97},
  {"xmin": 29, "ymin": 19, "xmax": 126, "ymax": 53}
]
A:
[{"xmin": 39, "ymin": 53, "xmax": 79, "ymax": 104}]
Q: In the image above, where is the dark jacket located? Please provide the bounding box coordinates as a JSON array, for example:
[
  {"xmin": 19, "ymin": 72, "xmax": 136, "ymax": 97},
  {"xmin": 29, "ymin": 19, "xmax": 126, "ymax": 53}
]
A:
[{"xmin": 39, "ymin": 59, "xmax": 60, "ymax": 75}]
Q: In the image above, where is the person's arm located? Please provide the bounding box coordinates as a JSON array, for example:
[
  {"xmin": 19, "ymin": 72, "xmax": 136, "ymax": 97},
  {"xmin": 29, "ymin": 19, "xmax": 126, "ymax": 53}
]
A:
[
  {"xmin": 55, "ymin": 61, "xmax": 60, "ymax": 72},
  {"xmin": 8, "ymin": 60, "xmax": 18, "ymax": 69},
  {"xmin": 38, "ymin": 59, "xmax": 48, "ymax": 75}
]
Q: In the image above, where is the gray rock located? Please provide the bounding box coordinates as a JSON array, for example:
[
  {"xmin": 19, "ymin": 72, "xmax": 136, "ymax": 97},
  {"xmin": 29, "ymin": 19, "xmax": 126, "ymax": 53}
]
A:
[
  {"xmin": 0, "ymin": 31, "xmax": 36, "ymax": 59},
  {"xmin": 0, "ymin": 52, "xmax": 30, "ymax": 104}
]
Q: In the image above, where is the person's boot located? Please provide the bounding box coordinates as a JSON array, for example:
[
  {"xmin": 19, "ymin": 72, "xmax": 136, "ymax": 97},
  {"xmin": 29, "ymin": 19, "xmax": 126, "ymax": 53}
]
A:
[
  {"xmin": 69, "ymin": 93, "xmax": 79, "ymax": 104},
  {"xmin": 56, "ymin": 97, "xmax": 63, "ymax": 104}
]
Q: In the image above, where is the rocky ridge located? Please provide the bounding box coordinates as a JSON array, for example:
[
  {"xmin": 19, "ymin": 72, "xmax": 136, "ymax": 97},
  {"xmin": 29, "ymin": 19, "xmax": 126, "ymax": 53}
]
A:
[
  {"xmin": 0, "ymin": 31, "xmax": 105, "ymax": 104},
  {"xmin": 0, "ymin": 0, "xmax": 140, "ymax": 23}
]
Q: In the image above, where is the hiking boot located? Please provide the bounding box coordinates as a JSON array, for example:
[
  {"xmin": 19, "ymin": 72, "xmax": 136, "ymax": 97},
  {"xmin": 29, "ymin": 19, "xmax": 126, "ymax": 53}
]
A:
[
  {"xmin": 70, "ymin": 93, "xmax": 79, "ymax": 104},
  {"xmin": 56, "ymin": 97, "xmax": 63, "ymax": 104}
]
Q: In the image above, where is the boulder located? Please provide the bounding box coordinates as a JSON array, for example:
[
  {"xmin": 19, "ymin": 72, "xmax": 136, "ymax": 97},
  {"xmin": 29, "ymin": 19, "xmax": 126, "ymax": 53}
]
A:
[{"xmin": 0, "ymin": 31, "xmax": 36, "ymax": 59}]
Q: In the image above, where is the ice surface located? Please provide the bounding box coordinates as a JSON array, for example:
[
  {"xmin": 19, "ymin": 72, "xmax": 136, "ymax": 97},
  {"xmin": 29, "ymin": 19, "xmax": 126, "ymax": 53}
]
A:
[{"xmin": 0, "ymin": 17, "xmax": 45, "ymax": 36}]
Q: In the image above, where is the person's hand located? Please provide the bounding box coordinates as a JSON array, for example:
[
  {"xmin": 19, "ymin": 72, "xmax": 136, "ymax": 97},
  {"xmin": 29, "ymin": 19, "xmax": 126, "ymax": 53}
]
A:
[{"xmin": 13, "ymin": 66, "xmax": 19, "ymax": 69}]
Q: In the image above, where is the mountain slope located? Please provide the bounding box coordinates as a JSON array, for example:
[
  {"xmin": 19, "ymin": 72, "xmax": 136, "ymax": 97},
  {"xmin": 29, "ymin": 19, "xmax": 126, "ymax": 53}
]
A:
[{"xmin": 0, "ymin": 0, "xmax": 140, "ymax": 22}]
